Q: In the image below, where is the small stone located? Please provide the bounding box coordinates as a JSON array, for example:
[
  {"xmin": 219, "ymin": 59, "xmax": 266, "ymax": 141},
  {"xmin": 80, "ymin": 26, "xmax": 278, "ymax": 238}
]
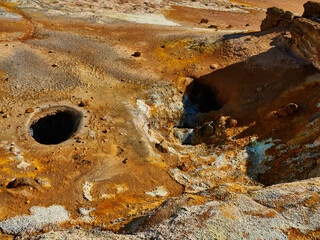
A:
[
  {"xmin": 226, "ymin": 118, "xmax": 238, "ymax": 128},
  {"xmin": 132, "ymin": 52, "xmax": 141, "ymax": 57},
  {"xmin": 210, "ymin": 64, "xmax": 218, "ymax": 70},
  {"xmin": 267, "ymin": 103, "xmax": 299, "ymax": 119},
  {"xmin": 122, "ymin": 158, "xmax": 128, "ymax": 164},
  {"xmin": 9, "ymin": 147, "xmax": 15, "ymax": 152},
  {"xmin": 2, "ymin": 114, "xmax": 8, "ymax": 118},
  {"xmin": 161, "ymin": 45, "xmax": 165, "ymax": 48},
  {"xmin": 51, "ymin": 64, "xmax": 58, "ymax": 68},
  {"xmin": 208, "ymin": 25, "xmax": 218, "ymax": 29},
  {"xmin": 25, "ymin": 108, "xmax": 34, "ymax": 113},
  {"xmin": 200, "ymin": 18, "xmax": 209, "ymax": 24},
  {"xmin": 284, "ymin": 103, "xmax": 298, "ymax": 115},
  {"xmin": 227, "ymin": 25, "xmax": 233, "ymax": 28},
  {"xmin": 88, "ymin": 131, "xmax": 97, "ymax": 139},
  {"xmin": 245, "ymin": 23, "xmax": 250, "ymax": 26},
  {"xmin": 78, "ymin": 100, "xmax": 89, "ymax": 107}
]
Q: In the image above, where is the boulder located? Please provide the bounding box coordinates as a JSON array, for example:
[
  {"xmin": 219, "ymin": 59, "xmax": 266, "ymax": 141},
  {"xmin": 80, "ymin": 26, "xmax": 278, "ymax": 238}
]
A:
[
  {"xmin": 260, "ymin": 7, "xmax": 293, "ymax": 31},
  {"xmin": 289, "ymin": 17, "xmax": 320, "ymax": 69},
  {"xmin": 302, "ymin": 1, "xmax": 320, "ymax": 20}
]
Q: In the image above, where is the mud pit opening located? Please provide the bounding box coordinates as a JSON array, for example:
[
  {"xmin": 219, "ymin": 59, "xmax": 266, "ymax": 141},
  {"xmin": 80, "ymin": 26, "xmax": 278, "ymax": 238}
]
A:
[
  {"xmin": 188, "ymin": 81, "xmax": 221, "ymax": 113},
  {"xmin": 29, "ymin": 109, "xmax": 82, "ymax": 145},
  {"xmin": 173, "ymin": 80, "xmax": 223, "ymax": 145},
  {"xmin": 178, "ymin": 80, "xmax": 222, "ymax": 129}
]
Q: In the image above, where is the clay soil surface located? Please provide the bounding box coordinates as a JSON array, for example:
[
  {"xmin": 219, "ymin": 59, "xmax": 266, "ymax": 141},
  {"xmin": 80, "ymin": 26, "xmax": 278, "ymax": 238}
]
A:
[{"xmin": 0, "ymin": 0, "xmax": 319, "ymax": 239}]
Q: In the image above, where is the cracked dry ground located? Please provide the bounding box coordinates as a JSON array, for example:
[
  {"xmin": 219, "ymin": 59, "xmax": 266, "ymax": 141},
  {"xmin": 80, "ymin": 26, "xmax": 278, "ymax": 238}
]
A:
[{"xmin": 1, "ymin": 0, "xmax": 320, "ymax": 239}]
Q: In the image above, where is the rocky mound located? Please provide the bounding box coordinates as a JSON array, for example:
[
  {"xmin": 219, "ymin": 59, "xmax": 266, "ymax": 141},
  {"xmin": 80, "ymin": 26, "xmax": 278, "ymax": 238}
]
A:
[{"xmin": 260, "ymin": 1, "xmax": 320, "ymax": 70}]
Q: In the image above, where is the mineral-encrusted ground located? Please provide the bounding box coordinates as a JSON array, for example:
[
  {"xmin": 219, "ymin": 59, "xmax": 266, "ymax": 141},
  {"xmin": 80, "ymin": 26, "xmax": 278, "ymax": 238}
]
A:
[{"xmin": 1, "ymin": 0, "xmax": 320, "ymax": 239}]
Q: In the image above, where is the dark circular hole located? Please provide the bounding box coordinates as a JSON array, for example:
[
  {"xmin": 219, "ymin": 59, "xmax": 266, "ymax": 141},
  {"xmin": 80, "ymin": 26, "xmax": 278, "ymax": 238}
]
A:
[
  {"xmin": 188, "ymin": 82, "xmax": 221, "ymax": 112},
  {"xmin": 29, "ymin": 110, "xmax": 81, "ymax": 145}
]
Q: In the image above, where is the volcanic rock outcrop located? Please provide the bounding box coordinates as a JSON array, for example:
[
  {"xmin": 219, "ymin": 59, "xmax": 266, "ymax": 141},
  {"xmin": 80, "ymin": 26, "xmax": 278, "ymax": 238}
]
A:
[
  {"xmin": 290, "ymin": 13, "xmax": 320, "ymax": 69},
  {"xmin": 260, "ymin": 1, "xmax": 320, "ymax": 70},
  {"xmin": 260, "ymin": 7, "xmax": 293, "ymax": 31},
  {"xmin": 302, "ymin": 1, "xmax": 320, "ymax": 19}
]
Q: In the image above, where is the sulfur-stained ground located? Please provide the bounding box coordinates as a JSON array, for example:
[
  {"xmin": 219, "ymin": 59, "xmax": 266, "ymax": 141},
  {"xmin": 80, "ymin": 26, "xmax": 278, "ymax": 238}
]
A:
[{"xmin": 0, "ymin": 0, "xmax": 320, "ymax": 239}]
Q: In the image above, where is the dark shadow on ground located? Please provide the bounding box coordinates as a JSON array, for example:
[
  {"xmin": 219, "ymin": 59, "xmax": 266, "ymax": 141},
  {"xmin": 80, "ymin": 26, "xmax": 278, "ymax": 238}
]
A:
[{"xmin": 178, "ymin": 45, "xmax": 320, "ymax": 185}]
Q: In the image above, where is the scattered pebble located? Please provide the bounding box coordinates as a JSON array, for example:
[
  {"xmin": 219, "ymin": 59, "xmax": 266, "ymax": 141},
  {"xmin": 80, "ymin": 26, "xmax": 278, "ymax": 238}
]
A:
[
  {"xmin": 210, "ymin": 64, "xmax": 218, "ymax": 70},
  {"xmin": 132, "ymin": 51, "xmax": 141, "ymax": 57},
  {"xmin": 226, "ymin": 118, "xmax": 238, "ymax": 128},
  {"xmin": 88, "ymin": 131, "xmax": 97, "ymax": 139},
  {"xmin": 208, "ymin": 25, "xmax": 218, "ymax": 29},
  {"xmin": 200, "ymin": 18, "xmax": 209, "ymax": 24},
  {"xmin": 25, "ymin": 108, "xmax": 34, "ymax": 113},
  {"xmin": 78, "ymin": 100, "xmax": 89, "ymax": 107}
]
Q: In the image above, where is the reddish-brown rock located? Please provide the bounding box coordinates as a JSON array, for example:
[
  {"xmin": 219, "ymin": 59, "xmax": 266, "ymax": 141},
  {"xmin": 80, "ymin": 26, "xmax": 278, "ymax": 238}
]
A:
[
  {"xmin": 290, "ymin": 17, "xmax": 320, "ymax": 69},
  {"xmin": 302, "ymin": 1, "xmax": 320, "ymax": 20},
  {"xmin": 260, "ymin": 7, "xmax": 293, "ymax": 31}
]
